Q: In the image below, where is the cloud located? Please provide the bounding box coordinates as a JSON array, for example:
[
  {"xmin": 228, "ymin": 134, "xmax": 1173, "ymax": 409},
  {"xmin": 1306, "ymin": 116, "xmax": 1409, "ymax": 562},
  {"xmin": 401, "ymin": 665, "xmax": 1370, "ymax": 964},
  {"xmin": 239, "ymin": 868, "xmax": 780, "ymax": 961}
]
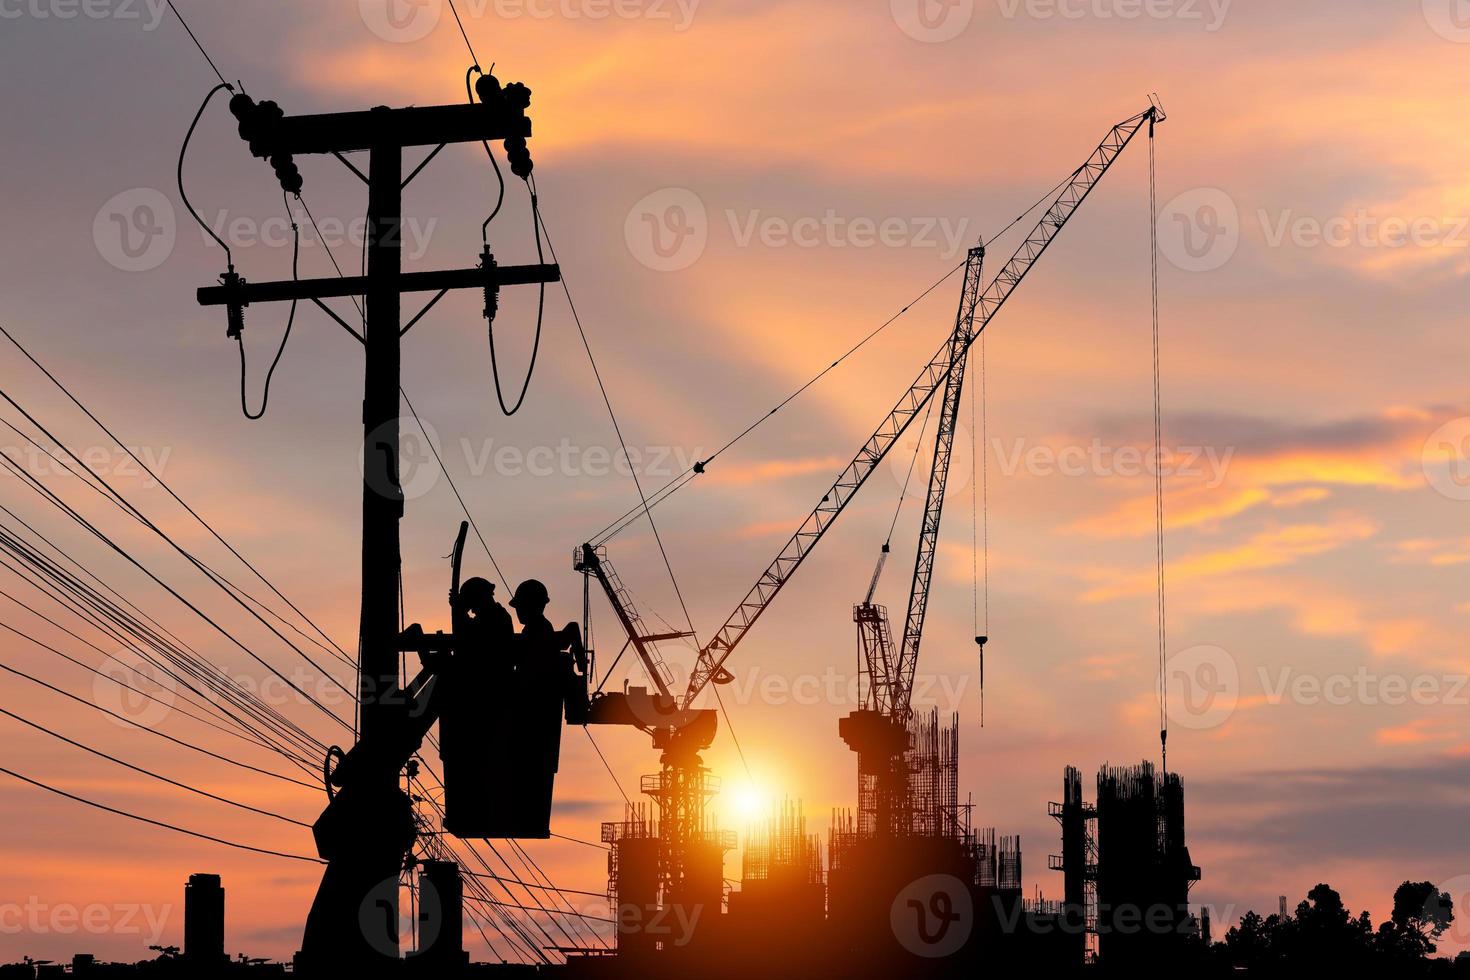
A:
[
  {"xmin": 1083, "ymin": 515, "xmax": 1378, "ymax": 602},
  {"xmin": 1193, "ymin": 757, "xmax": 1470, "ymax": 867},
  {"xmin": 1067, "ymin": 407, "xmax": 1450, "ymax": 540}
]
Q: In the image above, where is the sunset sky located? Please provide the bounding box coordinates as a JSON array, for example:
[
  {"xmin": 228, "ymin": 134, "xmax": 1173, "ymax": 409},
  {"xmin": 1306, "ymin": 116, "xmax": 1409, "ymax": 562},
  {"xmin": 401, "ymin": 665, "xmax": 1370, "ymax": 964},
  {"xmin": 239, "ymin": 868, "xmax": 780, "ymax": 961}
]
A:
[{"xmin": 2, "ymin": 0, "xmax": 1470, "ymax": 964}]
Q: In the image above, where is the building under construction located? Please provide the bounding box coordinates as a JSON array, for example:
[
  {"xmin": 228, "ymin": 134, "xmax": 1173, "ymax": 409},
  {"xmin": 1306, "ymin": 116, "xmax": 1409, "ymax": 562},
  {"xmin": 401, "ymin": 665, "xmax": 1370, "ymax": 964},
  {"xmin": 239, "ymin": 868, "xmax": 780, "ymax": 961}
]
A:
[
  {"xmin": 579, "ymin": 710, "xmax": 1130, "ymax": 977},
  {"xmin": 1050, "ymin": 762, "xmax": 1203, "ymax": 970}
]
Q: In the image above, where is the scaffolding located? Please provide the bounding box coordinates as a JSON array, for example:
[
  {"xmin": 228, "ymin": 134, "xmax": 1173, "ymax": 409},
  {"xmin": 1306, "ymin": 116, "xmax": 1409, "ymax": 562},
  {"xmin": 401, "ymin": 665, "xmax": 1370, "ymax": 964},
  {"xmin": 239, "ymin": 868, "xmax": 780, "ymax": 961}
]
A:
[
  {"xmin": 1094, "ymin": 763, "xmax": 1202, "ymax": 967},
  {"xmin": 743, "ymin": 800, "xmax": 823, "ymax": 886}
]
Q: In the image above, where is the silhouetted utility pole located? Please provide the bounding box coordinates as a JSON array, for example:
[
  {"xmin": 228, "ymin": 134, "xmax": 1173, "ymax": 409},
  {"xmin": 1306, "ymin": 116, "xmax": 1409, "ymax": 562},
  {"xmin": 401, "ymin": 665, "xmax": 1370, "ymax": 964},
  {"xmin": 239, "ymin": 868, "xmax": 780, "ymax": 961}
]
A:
[{"xmin": 198, "ymin": 91, "xmax": 558, "ymax": 967}]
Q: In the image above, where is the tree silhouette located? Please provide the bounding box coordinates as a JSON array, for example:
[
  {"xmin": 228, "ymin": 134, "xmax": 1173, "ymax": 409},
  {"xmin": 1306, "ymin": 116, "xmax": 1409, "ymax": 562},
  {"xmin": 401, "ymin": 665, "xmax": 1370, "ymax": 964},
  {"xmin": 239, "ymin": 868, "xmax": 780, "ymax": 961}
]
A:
[
  {"xmin": 1220, "ymin": 881, "xmax": 1457, "ymax": 975},
  {"xmin": 1377, "ymin": 880, "xmax": 1454, "ymax": 963}
]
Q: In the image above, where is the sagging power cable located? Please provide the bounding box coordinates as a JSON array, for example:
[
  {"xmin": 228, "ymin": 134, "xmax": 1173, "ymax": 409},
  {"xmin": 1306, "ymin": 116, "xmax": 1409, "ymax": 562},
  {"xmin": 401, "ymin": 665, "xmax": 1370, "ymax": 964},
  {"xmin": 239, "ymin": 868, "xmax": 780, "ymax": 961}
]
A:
[
  {"xmin": 239, "ymin": 191, "xmax": 300, "ymax": 420},
  {"xmin": 486, "ymin": 178, "xmax": 544, "ymax": 416},
  {"xmin": 179, "ymin": 82, "xmax": 235, "ymax": 267},
  {"xmin": 0, "ymin": 703, "xmax": 312, "ymax": 827},
  {"xmin": 0, "ymin": 763, "xmax": 321, "ymax": 863},
  {"xmin": 0, "ymin": 324, "xmax": 354, "ymax": 668}
]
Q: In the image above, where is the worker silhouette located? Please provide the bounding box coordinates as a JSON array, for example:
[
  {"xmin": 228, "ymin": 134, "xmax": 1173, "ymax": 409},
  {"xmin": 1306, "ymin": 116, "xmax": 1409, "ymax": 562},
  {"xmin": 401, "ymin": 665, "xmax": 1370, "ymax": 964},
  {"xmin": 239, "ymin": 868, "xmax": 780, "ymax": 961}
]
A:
[
  {"xmin": 502, "ymin": 579, "xmax": 587, "ymax": 838},
  {"xmin": 440, "ymin": 577, "xmax": 514, "ymax": 838},
  {"xmin": 434, "ymin": 577, "xmax": 586, "ymax": 839}
]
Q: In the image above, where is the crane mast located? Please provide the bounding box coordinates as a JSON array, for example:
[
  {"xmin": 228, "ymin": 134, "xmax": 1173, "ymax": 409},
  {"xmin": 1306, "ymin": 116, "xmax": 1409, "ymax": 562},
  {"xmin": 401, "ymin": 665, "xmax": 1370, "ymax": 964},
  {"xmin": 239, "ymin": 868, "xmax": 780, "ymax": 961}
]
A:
[
  {"xmin": 684, "ymin": 104, "xmax": 1163, "ymax": 712},
  {"xmin": 893, "ymin": 245, "xmax": 984, "ymax": 721}
]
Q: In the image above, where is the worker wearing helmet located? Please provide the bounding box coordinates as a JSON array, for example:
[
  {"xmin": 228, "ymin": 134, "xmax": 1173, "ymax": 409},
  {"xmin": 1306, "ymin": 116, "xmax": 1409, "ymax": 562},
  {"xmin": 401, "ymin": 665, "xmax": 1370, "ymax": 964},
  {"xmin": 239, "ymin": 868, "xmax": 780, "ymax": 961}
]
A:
[
  {"xmin": 505, "ymin": 579, "xmax": 586, "ymax": 838},
  {"xmin": 440, "ymin": 575, "xmax": 514, "ymax": 838}
]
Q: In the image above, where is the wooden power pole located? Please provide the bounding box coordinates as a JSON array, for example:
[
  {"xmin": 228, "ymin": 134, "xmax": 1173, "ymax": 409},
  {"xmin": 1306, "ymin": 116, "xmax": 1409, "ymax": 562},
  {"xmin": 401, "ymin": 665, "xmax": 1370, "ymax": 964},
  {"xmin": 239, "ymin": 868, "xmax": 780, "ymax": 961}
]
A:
[{"xmin": 197, "ymin": 90, "xmax": 559, "ymax": 966}]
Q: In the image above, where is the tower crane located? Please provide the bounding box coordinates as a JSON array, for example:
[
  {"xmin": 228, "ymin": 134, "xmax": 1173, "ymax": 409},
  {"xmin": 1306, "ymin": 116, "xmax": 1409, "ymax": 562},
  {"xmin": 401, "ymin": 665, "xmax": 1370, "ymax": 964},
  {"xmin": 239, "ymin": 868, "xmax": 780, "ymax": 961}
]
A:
[{"xmin": 577, "ymin": 99, "xmax": 1164, "ymax": 890}]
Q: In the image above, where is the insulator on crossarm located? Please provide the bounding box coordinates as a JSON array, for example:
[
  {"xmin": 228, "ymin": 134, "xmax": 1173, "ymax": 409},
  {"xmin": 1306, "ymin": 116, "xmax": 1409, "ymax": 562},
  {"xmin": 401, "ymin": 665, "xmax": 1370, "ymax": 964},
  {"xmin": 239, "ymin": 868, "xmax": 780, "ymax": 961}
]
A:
[
  {"xmin": 479, "ymin": 246, "xmax": 499, "ymax": 323},
  {"xmin": 502, "ymin": 82, "xmax": 532, "ymax": 112},
  {"xmin": 220, "ymin": 268, "xmax": 247, "ymax": 340},
  {"xmin": 474, "ymin": 73, "xmax": 503, "ymax": 105},
  {"xmin": 504, "ymin": 136, "xmax": 533, "ymax": 179}
]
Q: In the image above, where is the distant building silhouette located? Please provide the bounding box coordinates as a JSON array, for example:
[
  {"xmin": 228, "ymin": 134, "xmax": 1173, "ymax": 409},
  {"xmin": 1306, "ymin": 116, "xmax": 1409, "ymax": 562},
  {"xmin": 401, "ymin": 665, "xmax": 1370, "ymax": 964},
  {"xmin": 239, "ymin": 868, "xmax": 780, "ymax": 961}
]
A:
[{"xmin": 184, "ymin": 874, "xmax": 226, "ymax": 968}]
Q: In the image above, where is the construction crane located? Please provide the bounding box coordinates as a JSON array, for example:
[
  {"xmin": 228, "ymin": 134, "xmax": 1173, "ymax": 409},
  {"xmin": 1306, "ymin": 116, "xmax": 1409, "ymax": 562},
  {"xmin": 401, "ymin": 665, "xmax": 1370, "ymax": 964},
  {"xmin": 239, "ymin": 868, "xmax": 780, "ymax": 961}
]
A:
[
  {"xmin": 579, "ymin": 97, "xmax": 1164, "ymax": 897},
  {"xmin": 844, "ymin": 242, "xmax": 984, "ymax": 839}
]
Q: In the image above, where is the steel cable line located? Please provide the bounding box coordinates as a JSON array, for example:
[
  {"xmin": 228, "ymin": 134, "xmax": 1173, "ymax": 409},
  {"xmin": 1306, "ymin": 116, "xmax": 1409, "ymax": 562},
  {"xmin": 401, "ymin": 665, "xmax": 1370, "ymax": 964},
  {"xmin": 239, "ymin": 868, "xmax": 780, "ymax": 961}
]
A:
[
  {"xmin": 508, "ymin": 837, "xmax": 609, "ymax": 949},
  {"xmin": 1148, "ymin": 120, "xmax": 1169, "ymax": 771},
  {"xmin": 529, "ymin": 181, "xmax": 698, "ymax": 649},
  {"xmin": 411, "ymin": 755, "xmax": 608, "ymax": 955},
  {"xmin": 399, "ymin": 387, "xmax": 511, "ymax": 592},
  {"xmin": 0, "ymin": 433, "xmax": 345, "ymax": 685},
  {"xmin": 0, "ymin": 386, "xmax": 355, "ymax": 731},
  {"xmin": 179, "ymin": 82, "xmax": 235, "ymax": 264},
  {"xmin": 410, "ymin": 784, "xmax": 566, "ymax": 960},
  {"xmin": 0, "ymin": 454, "xmax": 336, "ymax": 764},
  {"xmin": 585, "ymin": 166, "xmax": 1084, "ymax": 547},
  {"xmin": 0, "ymin": 410, "xmax": 351, "ymax": 685},
  {"xmin": 0, "ymin": 527, "xmax": 333, "ymax": 770},
  {"xmin": 0, "ymin": 368, "xmax": 359, "ymax": 692},
  {"xmin": 165, "ymin": 0, "xmax": 229, "ymax": 87},
  {"xmin": 487, "ymin": 180, "xmax": 546, "ymax": 416},
  {"xmin": 0, "ymin": 704, "xmax": 312, "ymax": 827},
  {"xmin": 0, "ymin": 477, "xmax": 331, "ymax": 765},
  {"xmin": 239, "ymin": 192, "xmax": 301, "ymax": 420},
  {"xmin": 0, "ymin": 651, "xmax": 318, "ymax": 790},
  {"xmin": 0, "ymin": 577, "xmax": 310, "ymax": 758},
  {"xmin": 0, "ymin": 326, "xmax": 354, "ymax": 667},
  {"xmin": 0, "ymin": 763, "xmax": 322, "ymax": 863}
]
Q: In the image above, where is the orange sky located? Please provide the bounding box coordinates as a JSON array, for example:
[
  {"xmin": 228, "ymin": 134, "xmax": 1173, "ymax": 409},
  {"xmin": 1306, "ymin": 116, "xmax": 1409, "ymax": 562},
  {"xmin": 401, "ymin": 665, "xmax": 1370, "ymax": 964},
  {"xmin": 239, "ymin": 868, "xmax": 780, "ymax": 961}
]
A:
[{"xmin": 2, "ymin": 0, "xmax": 1470, "ymax": 964}]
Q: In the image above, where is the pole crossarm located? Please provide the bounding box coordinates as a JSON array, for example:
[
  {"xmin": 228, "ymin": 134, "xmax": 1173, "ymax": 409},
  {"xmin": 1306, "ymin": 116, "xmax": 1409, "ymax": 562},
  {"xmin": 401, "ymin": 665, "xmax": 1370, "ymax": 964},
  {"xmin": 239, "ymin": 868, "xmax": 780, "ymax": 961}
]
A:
[
  {"xmin": 251, "ymin": 103, "xmax": 532, "ymax": 157},
  {"xmin": 197, "ymin": 263, "xmax": 560, "ymax": 307}
]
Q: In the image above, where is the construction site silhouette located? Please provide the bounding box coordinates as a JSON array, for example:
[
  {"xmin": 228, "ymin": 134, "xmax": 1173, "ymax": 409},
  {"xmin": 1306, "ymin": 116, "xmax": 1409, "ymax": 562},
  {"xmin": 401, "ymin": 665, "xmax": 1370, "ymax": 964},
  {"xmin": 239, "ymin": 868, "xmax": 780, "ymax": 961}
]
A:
[{"xmin": 2, "ymin": 5, "xmax": 1465, "ymax": 979}]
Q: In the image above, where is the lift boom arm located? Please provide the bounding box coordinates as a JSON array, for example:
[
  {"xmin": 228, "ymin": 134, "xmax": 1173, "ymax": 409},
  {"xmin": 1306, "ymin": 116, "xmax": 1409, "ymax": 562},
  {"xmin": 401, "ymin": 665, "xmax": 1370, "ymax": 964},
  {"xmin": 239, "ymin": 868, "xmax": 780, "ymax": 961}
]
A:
[{"xmin": 682, "ymin": 104, "xmax": 1163, "ymax": 710}]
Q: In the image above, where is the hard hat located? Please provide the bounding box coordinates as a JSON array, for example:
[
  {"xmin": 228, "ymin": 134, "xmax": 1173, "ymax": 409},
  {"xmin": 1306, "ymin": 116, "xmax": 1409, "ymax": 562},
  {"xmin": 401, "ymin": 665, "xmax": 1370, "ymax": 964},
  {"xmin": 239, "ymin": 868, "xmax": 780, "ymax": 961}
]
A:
[
  {"xmin": 459, "ymin": 577, "xmax": 495, "ymax": 608},
  {"xmin": 509, "ymin": 579, "xmax": 550, "ymax": 609}
]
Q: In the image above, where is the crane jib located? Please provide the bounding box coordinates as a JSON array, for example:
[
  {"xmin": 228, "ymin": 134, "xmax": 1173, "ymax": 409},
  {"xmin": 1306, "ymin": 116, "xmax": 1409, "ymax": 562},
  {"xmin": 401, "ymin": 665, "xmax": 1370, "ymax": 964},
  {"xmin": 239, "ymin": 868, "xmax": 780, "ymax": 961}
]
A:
[{"xmin": 680, "ymin": 107, "xmax": 1160, "ymax": 710}]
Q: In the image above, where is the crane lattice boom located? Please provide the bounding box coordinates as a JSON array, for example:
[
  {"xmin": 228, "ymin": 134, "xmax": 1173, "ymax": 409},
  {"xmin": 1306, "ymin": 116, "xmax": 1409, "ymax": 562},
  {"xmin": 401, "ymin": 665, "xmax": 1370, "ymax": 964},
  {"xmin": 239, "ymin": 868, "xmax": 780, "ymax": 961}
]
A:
[{"xmin": 683, "ymin": 104, "xmax": 1162, "ymax": 710}]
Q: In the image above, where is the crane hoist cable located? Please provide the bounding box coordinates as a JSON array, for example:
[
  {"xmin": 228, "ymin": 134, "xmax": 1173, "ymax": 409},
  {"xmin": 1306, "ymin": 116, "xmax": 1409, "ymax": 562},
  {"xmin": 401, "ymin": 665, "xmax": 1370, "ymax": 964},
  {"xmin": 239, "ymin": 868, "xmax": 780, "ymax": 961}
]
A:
[
  {"xmin": 1148, "ymin": 110, "xmax": 1170, "ymax": 774},
  {"xmin": 865, "ymin": 393, "xmax": 939, "ymax": 607}
]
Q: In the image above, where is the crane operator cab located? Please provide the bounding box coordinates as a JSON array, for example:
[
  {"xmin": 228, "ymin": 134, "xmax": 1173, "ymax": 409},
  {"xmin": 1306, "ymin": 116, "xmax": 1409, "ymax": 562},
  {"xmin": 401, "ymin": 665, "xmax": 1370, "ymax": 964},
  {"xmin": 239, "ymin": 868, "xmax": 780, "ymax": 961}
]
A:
[{"xmin": 438, "ymin": 575, "xmax": 589, "ymax": 839}]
